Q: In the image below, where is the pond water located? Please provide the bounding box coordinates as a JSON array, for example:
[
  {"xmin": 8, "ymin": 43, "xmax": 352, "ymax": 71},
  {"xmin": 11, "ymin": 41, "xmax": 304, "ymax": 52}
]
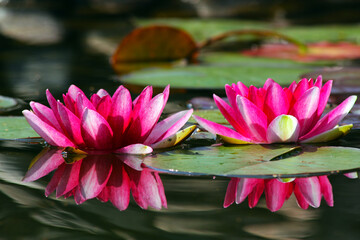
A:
[{"xmin": 1, "ymin": 3, "xmax": 360, "ymax": 239}]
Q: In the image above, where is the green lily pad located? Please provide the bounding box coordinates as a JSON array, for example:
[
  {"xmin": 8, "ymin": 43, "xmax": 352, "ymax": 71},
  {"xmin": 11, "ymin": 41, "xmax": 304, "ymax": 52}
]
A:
[
  {"xmin": 136, "ymin": 18, "xmax": 268, "ymax": 42},
  {"xmin": 191, "ymin": 110, "xmax": 227, "ymax": 125},
  {"xmin": 144, "ymin": 145, "xmax": 360, "ymax": 178},
  {"xmin": 121, "ymin": 64, "xmax": 313, "ymax": 90},
  {"xmin": 0, "ymin": 117, "xmax": 40, "ymax": 140},
  {"xmin": 0, "ymin": 95, "xmax": 22, "ymax": 113}
]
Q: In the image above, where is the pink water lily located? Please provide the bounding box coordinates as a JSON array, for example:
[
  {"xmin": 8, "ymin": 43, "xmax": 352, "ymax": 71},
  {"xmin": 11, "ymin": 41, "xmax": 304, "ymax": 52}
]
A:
[
  {"xmin": 193, "ymin": 76, "xmax": 356, "ymax": 144},
  {"xmin": 23, "ymin": 149, "xmax": 167, "ymax": 210},
  {"xmin": 224, "ymin": 176, "xmax": 333, "ymax": 212},
  {"xmin": 23, "ymin": 85, "xmax": 194, "ymax": 154}
]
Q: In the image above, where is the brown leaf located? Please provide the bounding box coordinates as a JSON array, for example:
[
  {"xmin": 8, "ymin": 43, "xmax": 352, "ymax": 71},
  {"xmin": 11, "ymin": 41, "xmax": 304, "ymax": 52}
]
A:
[{"xmin": 111, "ymin": 25, "xmax": 198, "ymax": 73}]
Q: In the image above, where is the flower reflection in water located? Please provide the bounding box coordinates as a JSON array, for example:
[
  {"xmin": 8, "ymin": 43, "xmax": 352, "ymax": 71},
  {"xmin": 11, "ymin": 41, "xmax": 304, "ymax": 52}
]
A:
[
  {"xmin": 224, "ymin": 176, "xmax": 333, "ymax": 212},
  {"xmin": 23, "ymin": 148, "xmax": 167, "ymax": 210}
]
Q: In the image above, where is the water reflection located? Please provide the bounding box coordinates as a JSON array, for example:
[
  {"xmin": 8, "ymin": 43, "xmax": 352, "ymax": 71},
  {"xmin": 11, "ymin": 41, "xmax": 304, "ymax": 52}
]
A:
[
  {"xmin": 23, "ymin": 148, "xmax": 167, "ymax": 211},
  {"xmin": 224, "ymin": 176, "xmax": 333, "ymax": 212}
]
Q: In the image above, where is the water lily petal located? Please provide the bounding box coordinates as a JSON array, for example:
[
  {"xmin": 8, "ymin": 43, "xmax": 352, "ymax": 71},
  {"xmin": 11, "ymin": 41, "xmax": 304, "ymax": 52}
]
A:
[
  {"xmin": 224, "ymin": 178, "xmax": 239, "ymax": 208},
  {"xmin": 77, "ymin": 156, "xmax": 112, "ymax": 200},
  {"xmin": 90, "ymin": 94, "xmax": 101, "ymax": 108},
  {"xmin": 154, "ymin": 172, "xmax": 167, "ymax": 208},
  {"xmin": 63, "ymin": 93, "xmax": 76, "ymax": 115},
  {"xmin": 294, "ymin": 184, "xmax": 309, "ymax": 209},
  {"xmin": 114, "ymin": 144, "xmax": 153, "ymax": 155},
  {"xmin": 266, "ymin": 115, "xmax": 300, "ymax": 143},
  {"xmin": 81, "ymin": 108, "xmax": 113, "ymax": 149},
  {"xmin": 57, "ymin": 101, "xmax": 84, "ymax": 146},
  {"xmin": 248, "ymin": 86, "xmax": 265, "ymax": 111},
  {"xmin": 23, "ymin": 149, "xmax": 64, "ymax": 182},
  {"xmin": 213, "ymin": 94, "xmax": 249, "ymax": 137},
  {"xmin": 56, "ymin": 160, "xmax": 82, "ymax": 197},
  {"xmin": 144, "ymin": 109, "xmax": 193, "ymax": 145},
  {"xmin": 300, "ymin": 124, "xmax": 352, "ymax": 143},
  {"xmin": 108, "ymin": 161, "xmax": 130, "ymax": 211},
  {"xmin": 236, "ymin": 95, "xmax": 268, "ymax": 142},
  {"xmin": 314, "ymin": 75, "xmax": 323, "ymax": 88},
  {"xmin": 193, "ymin": 115, "xmax": 252, "ymax": 143},
  {"xmin": 108, "ymin": 86, "xmax": 132, "ymax": 146},
  {"xmin": 126, "ymin": 93, "xmax": 164, "ymax": 144},
  {"xmin": 247, "ymin": 179, "xmax": 265, "ymax": 208},
  {"xmin": 290, "ymin": 87, "xmax": 320, "ymax": 136},
  {"xmin": 265, "ymin": 179, "xmax": 287, "ymax": 212},
  {"xmin": 316, "ymin": 80, "xmax": 332, "ymax": 120},
  {"xmin": 318, "ymin": 176, "xmax": 333, "ymax": 207},
  {"xmin": 96, "ymin": 95, "xmax": 112, "ymax": 120},
  {"xmin": 23, "ymin": 110, "xmax": 76, "ymax": 147},
  {"xmin": 45, "ymin": 164, "xmax": 66, "ymax": 197},
  {"xmin": 263, "ymin": 82, "xmax": 289, "ymax": 122},
  {"xmin": 294, "ymin": 177, "xmax": 321, "ymax": 208},
  {"xmin": 76, "ymin": 93, "xmax": 96, "ymax": 117},
  {"xmin": 97, "ymin": 89, "xmax": 110, "ymax": 98},
  {"xmin": 233, "ymin": 82, "xmax": 248, "ymax": 96},
  {"xmin": 344, "ymin": 172, "xmax": 358, "ymax": 179},
  {"xmin": 292, "ymin": 78, "xmax": 310, "ymax": 100},
  {"xmin": 30, "ymin": 101, "xmax": 63, "ymax": 133},
  {"xmin": 131, "ymin": 86, "xmax": 153, "ymax": 121},
  {"xmin": 300, "ymin": 95, "xmax": 357, "ymax": 141},
  {"xmin": 68, "ymin": 85, "xmax": 85, "ymax": 101},
  {"xmin": 263, "ymin": 78, "xmax": 275, "ymax": 90},
  {"xmin": 235, "ymin": 178, "xmax": 260, "ymax": 204}
]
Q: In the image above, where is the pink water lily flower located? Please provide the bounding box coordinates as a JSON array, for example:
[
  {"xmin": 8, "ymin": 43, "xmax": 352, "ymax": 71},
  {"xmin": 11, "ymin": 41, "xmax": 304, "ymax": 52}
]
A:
[
  {"xmin": 23, "ymin": 149, "xmax": 167, "ymax": 210},
  {"xmin": 224, "ymin": 176, "xmax": 333, "ymax": 212},
  {"xmin": 23, "ymin": 85, "xmax": 194, "ymax": 154},
  {"xmin": 193, "ymin": 76, "xmax": 356, "ymax": 144}
]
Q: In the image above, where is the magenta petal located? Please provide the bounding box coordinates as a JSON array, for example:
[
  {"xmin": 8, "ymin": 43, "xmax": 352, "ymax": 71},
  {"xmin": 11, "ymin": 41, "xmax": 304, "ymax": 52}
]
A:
[
  {"xmin": 265, "ymin": 179, "xmax": 287, "ymax": 212},
  {"xmin": 263, "ymin": 78, "xmax": 275, "ymax": 90},
  {"xmin": 192, "ymin": 115, "xmax": 252, "ymax": 142},
  {"xmin": 315, "ymin": 80, "xmax": 333, "ymax": 121},
  {"xmin": 294, "ymin": 177, "xmax": 322, "ymax": 208},
  {"xmin": 292, "ymin": 78, "xmax": 310, "ymax": 100},
  {"xmin": 97, "ymin": 186, "xmax": 109, "ymax": 202},
  {"xmin": 23, "ymin": 149, "xmax": 64, "ymax": 182},
  {"xmin": 318, "ymin": 176, "xmax": 334, "ymax": 207},
  {"xmin": 78, "ymin": 156, "xmax": 112, "ymax": 200},
  {"xmin": 236, "ymin": 96, "xmax": 268, "ymax": 142},
  {"xmin": 213, "ymin": 95, "xmax": 249, "ymax": 137},
  {"xmin": 45, "ymin": 164, "xmax": 66, "ymax": 197},
  {"xmin": 114, "ymin": 144, "xmax": 153, "ymax": 155},
  {"xmin": 30, "ymin": 101, "xmax": 63, "ymax": 132},
  {"xmin": 126, "ymin": 93, "xmax": 165, "ymax": 144},
  {"xmin": 314, "ymin": 75, "xmax": 323, "ymax": 89},
  {"xmin": 108, "ymin": 86, "xmax": 132, "ymax": 145},
  {"xmin": 144, "ymin": 109, "xmax": 193, "ymax": 145},
  {"xmin": 96, "ymin": 95, "xmax": 112, "ymax": 120},
  {"xmin": 81, "ymin": 108, "xmax": 113, "ymax": 149},
  {"xmin": 46, "ymin": 89, "xmax": 62, "ymax": 123},
  {"xmin": 76, "ymin": 93, "xmax": 96, "ymax": 117},
  {"xmin": 132, "ymin": 170, "xmax": 162, "ymax": 210},
  {"xmin": 294, "ymin": 184, "xmax": 309, "ymax": 209},
  {"xmin": 57, "ymin": 102, "xmax": 84, "ymax": 146},
  {"xmin": 154, "ymin": 172, "xmax": 167, "ymax": 208},
  {"xmin": 247, "ymin": 179, "xmax": 265, "ymax": 208},
  {"xmin": 131, "ymin": 86, "xmax": 153, "ymax": 123},
  {"xmin": 235, "ymin": 178, "xmax": 260, "ymax": 204},
  {"xmin": 97, "ymin": 89, "xmax": 110, "ymax": 98},
  {"xmin": 63, "ymin": 93, "xmax": 76, "ymax": 115},
  {"xmin": 162, "ymin": 85, "xmax": 170, "ymax": 109},
  {"xmin": 108, "ymin": 161, "xmax": 130, "ymax": 211},
  {"xmin": 224, "ymin": 178, "xmax": 239, "ymax": 208},
  {"xmin": 56, "ymin": 160, "xmax": 82, "ymax": 197},
  {"xmin": 23, "ymin": 110, "xmax": 76, "ymax": 147},
  {"xmin": 300, "ymin": 95, "xmax": 357, "ymax": 141},
  {"xmin": 90, "ymin": 94, "xmax": 101, "ymax": 108},
  {"xmin": 248, "ymin": 86, "xmax": 265, "ymax": 111},
  {"xmin": 263, "ymin": 82, "xmax": 289, "ymax": 122},
  {"xmin": 290, "ymin": 87, "xmax": 320, "ymax": 136},
  {"xmin": 233, "ymin": 82, "xmax": 249, "ymax": 96},
  {"xmin": 68, "ymin": 85, "xmax": 85, "ymax": 101}
]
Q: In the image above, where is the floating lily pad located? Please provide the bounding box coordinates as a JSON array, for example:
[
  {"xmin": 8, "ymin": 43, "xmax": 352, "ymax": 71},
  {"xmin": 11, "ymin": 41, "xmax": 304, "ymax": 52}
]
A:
[
  {"xmin": 0, "ymin": 117, "xmax": 40, "ymax": 140},
  {"xmin": 190, "ymin": 110, "xmax": 227, "ymax": 125},
  {"xmin": 120, "ymin": 64, "xmax": 313, "ymax": 90},
  {"xmin": 144, "ymin": 145, "xmax": 360, "ymax": 178},
  {"xmin": 0, "ymin": 95, "xmax": 22, "ymax": 113}
]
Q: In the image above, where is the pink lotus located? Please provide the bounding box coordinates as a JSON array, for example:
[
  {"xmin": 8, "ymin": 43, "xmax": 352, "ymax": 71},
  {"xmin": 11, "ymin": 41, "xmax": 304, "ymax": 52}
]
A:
[
  {"xmin": 23, "ymin": 85, "xmax": 194, "ymax": 154},
  {"xmin": 224, "ymin": 176, "xmax": 333, "ymax": 212},
  {"xmin": 193, "ymin": 76, "xmax": 356, "ymax": 144},
  {"xmin": 23, "ymin": 149, "xmax": 167, "ymax": 210}
]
